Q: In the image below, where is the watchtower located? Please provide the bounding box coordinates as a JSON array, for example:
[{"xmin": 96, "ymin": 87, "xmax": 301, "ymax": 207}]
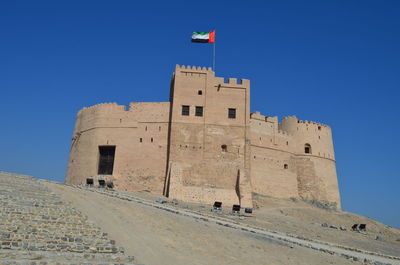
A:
[{"xmin": 164, "ymin": 65, "xmax": 253, "ymax": 208}]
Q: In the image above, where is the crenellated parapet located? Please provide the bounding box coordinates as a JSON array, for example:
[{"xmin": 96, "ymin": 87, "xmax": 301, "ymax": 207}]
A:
[
  {"xmin": 77, "ymin": 102, "xmax": 126, "ymax": 116},
  {"xmin": 214, "ymin": 77, "xmax": 250, "ymax": 87},
  {"xmin": 250, "ymin": 111, "xmax": 275, "ymax": 122},
  {"xmin": 280, "ymin": 116, "xmax": 331, "ymax": 133},
  {"xmin": 175, "ymin": 64, "xmax": 249, "ymax": 87},
  {"xmin": 297, "ymin": 119, "xmax": 330, "ymax": 129},
  {"xmin": 175, "ymin": 64, "xmax": 212, "ymax": 72}
]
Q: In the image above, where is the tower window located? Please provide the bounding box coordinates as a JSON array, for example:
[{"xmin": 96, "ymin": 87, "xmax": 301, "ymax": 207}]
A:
[
  {"xmin": 98, "ymin": 146, "xmax": 116, "ymax": 175},
  {"xmin": 228, "ymin": 108, "xmax": 236, "ymax": 119},
  {"xmin": 198, "ymin": 90, "xmax": 203, "ymax": 95},
  {"xmin": 195, "ymin": 106, "xmax": 203, "ymax": 117},
  {"xmin": 221, "ymin": 144, "xmax": 227, "ymax": 152},
  {"xmin": 318, "ymin": 126, "xmax": 321, "ymax": 130},
  {"xmin": 304, "ymin": 143, "xmax": 312, "ymax": 154},
  {"xmin": 182, "ymin": 105, "xmax": 190, "ymax": 116},
  {"xmin": 139, "ymin": 138, "xmax": 142, "ymax": 143},
  {"xmin": 284, "ymin": 164, "xmax": 288, "ymax": 169},
  {"xmin": 151, "ymin": 137, "xmax": 153, "ymax": 143}
]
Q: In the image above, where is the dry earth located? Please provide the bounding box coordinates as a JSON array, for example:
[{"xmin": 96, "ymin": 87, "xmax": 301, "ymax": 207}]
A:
[{"xmin": 46, "ymin": 182, "xmax": 400, "ymax": 265}]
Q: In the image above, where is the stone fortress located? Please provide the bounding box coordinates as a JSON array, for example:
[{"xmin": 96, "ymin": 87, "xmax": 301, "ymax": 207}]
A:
[{"xmin": 66, "ymin": 65, "xmax": 341, "ymax": 210}]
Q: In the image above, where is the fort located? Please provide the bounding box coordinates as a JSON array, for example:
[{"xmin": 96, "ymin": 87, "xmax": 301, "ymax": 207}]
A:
[{"xmin": 66, "ymin": 65, "xmax": 341, "ymax": 209}]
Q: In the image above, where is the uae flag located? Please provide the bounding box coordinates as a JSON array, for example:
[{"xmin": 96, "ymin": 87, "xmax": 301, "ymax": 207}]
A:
[{"xmin": 191, "ymin": 31, "xmax": 215, "ymax": 43}]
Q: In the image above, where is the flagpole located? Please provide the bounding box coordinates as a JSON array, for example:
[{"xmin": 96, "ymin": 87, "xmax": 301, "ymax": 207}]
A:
[{"xmin": 213, "ymin": 40, "xmax": 216, "ymax": 72}]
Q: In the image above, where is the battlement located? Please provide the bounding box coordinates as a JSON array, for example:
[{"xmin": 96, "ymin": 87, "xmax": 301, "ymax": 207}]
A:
[
  {"xmin": 175, "ymin": 64, "xmax": 212, "ymax": 72},
  {"xmin": 250, "ymin": 112, "xmax": 277, "ymax": 123},
  {"xmin": 176, "ymin": 64, "xmax": 248, "ymax": 87},
  {"xmin": 214, "ymin": 77, "xmax": 250, "ymax": 87},
  {"xmin": 297, "ymin": 120, "xmax": 330, "ymax": 129},
  {"xmin": 78, "ymin": 102, "xmax": 126, "ymax": 115},
  {"xmin": 281, "ymin": 116, "xmax": 330, "ymax": 129}
]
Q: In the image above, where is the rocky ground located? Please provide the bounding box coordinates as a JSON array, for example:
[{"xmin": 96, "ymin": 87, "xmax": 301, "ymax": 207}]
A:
[
  {"xmin": 0, "ymin": 172, "xmax": 136, "ymax": 264},
  {"xmin": 1, "ymin": 171, "xmax": 399, "ymax": 265}
]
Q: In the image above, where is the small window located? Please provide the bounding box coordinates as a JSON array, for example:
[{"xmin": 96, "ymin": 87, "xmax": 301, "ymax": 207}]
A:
[
  {"xmin": 228, "ymin": 108, "xmax": 236, "ymax": 119},
  {"xmin": 159, "ymin": 126, "xmax": 161, "ymax": 131},
  {"xmin": 140, "ymin": 138, "xmax": 142, "ymax": 143},
  {"xmin": 318, "ymin": 126, "xmax": 321, "ymax": 131},
  {"xmin": 284, "ymin": 164, "xmax": 288, "ymax": 169},
  {"xmin": 304, "ymin": 143, "xmax": 312, "ymax": 154},
  {"xmin": 286, "ymin": 141, "xmax": 289, "ymax": 145},
  {"xmin": 182, "ymin": 105, "xmax": 190, "ymax": 116},
  {"xmin": 221, "ymin": 144, "xmax": 227, "ymax": 152},
  {"xmin": 151, "ymin": 137, "xmax": 153, "ymax": 143},
  {"xmin": 145, "ymin": 126, "xmax": 147, "ymax": 131},
  {"xmin": 198, "ymin": 90, "xmax": 203, "ymax": 95},
  {"xmin": 195, "ymin": 106, "xmax": 203, "ymax": 117}
]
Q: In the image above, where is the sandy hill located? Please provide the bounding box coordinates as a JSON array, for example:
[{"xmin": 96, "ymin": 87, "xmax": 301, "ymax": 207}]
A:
[{"xmin": 1, "ymin": 171, "xmax": 399, "ymax": 265}]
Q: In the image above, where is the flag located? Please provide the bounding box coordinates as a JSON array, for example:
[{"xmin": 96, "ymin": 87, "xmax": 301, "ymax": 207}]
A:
[{"xmin": 191, "ymin": 31, "xmax": 215, "ymax": 43}]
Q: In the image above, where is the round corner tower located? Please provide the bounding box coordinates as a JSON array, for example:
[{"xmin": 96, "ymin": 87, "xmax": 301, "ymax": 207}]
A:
[{"xmin": 280, "ymin": 116, "xmax": 341, "ymax": 208}]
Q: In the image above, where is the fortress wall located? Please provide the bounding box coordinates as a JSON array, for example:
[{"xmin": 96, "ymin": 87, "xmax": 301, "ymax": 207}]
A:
[
  {"xmin": 66, "ymin": 102, "xmax": 170, "ymax": 194},
  {"xmin": 249, "ymin": 114, "xmax": 298, "ymax": 198},
  {"xmin": 250, "ymin": 146, "xmax": 298, "ymax": 198},
  {"xmin": 129, "ymin": 102, "xmax": 171, "ymax": 122},
  {"xmin": 295, "ymin": 156, "xmax": 340, "ymax": 208},
  {"xmin": 280, "ymin": 116, "xmax": 335, "ymax": 159},
  {"xmin": 168, "ymin": 162, "xmax": 243, "ymax": 206},
  {"xmin": 76, "ymin": 103, "xmax": 137, "ymax": 132},
  {"xmin": 66, "ymin": 65, "xmax": 341, "ymax": 209},
  {"xmin": 280, "ymin": 116, "xmax": 340, "ymax": 207},
  {"xmin": 66, "ymin": 129, "xmax": 99, "ymax": 184},
  {"xmin": 166, "ymin": 65, "xmax": 252, "ymax": 208}
]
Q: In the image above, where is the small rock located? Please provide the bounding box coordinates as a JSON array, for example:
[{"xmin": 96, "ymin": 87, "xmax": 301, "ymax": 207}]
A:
[
  {"xmin": 321, "ymin": 223, "xmax": 328, "ymax": 227},
  {"xmin": 329, "ymin": 225, "xmax": 338, "ymax": 229},
  {"xmin": 156, "ymin": 197, "xmax": 167, "ymax": 204}
]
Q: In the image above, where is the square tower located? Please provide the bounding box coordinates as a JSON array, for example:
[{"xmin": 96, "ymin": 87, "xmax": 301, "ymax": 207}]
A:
[{"xmin": 164, "ymin": 65, "xmax": 252, "ymax": 208}]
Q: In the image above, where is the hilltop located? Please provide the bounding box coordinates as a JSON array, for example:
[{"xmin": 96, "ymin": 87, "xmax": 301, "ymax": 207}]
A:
[{"xmin": 1, "ymin": 172, "xmax": 399, "ymax": 265}]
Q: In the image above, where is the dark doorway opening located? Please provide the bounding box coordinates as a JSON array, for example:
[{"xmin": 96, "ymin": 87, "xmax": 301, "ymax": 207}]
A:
[{"xmin": 98, "ymin": 146, "xmax": 116, "ymax": 175}]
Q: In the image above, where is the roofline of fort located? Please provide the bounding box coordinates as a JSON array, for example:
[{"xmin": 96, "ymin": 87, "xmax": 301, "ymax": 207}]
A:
[{"xmin": 251, "ymin": 112, "xmax": 331, "ymax": 129}]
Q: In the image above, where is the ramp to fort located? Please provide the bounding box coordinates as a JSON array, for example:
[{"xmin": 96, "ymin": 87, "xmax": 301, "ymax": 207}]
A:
[{"xmin": 0, "ymin": 172, "xmax": 136, "ymax": 264}]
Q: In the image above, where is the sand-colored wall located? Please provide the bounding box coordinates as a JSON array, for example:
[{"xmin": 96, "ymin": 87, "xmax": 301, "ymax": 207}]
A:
[
  {"xmin": 250, "ymin": 113, "xmax": 341, "ymax": 208},
  {"xmin": 165, "ymin": 65, "xmax": 253, "ymax": 208},
  {"xmin": 66, "ymin": 102, "xmax": 170, "ymax": 194},
  {"xmin": 66, "ymin": 64, "xmax": 340, "ymax": 209}
]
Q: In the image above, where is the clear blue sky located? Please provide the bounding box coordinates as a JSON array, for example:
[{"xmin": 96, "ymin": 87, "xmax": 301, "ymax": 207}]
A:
[{"xmin": 1, "ymin": 1, "xmax": 399, "ymax": 228}]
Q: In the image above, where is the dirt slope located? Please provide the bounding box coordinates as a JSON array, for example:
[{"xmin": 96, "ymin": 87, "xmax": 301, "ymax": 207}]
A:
[{"xmin": 46, "ymin": 182, "xmax": 400, "ymax": 265}]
